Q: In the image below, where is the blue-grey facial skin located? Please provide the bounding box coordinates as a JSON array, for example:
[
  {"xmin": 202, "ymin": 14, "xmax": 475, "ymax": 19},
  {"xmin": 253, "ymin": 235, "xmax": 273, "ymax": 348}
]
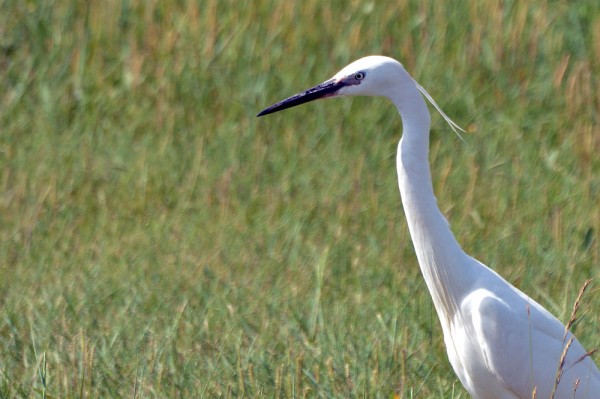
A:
[{"xmin": 257, "ymin": 72, "xmax": 365, "ymax": 117}]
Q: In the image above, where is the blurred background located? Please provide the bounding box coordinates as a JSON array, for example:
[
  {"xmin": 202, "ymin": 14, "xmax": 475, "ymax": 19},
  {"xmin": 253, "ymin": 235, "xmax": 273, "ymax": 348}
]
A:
[{"xmin": 1, "ymin": 0, "xmax": 599, "ymax": 397}]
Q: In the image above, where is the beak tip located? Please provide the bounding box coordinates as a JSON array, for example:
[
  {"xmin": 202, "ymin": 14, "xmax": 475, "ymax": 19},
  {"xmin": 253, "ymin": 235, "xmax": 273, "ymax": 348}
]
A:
[{"xmin": 257, "ymin": 106, "xmax": 278, "ymax": 117}]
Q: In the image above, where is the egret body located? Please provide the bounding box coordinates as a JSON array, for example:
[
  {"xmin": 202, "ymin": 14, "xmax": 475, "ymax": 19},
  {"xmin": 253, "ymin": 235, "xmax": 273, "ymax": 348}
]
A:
[{"xmin": 257, "ymin": 56, "xmax": 600, "ymax": 398}]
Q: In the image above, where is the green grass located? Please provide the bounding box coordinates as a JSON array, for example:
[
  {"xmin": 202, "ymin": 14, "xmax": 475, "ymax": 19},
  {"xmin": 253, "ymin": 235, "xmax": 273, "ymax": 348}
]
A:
[{"xmin": 1, "ymin": 0, "xmax": 599, "ymax": 397}]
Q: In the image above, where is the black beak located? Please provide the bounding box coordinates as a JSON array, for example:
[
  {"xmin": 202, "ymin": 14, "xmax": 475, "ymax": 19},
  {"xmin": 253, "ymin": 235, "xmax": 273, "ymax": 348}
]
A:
[{"xmin": 257, "ymin": 79, "xmax": 346, "ymax": 117}]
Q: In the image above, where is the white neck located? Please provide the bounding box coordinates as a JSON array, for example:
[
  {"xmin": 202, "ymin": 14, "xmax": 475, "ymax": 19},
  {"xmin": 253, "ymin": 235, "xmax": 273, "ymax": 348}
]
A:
[{"xmin": 390, "ymin": 73, "xmax": 474, "ymax": 323}]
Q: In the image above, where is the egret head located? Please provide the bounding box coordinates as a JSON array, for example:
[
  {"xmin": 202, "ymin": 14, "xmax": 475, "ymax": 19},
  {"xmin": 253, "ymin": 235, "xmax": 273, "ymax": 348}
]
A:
[
  {"xmin": 257, "ymin": 56, "xmax": 406, "ymax": 117},
  {"xmin": 257, "ymin": 56, "xmax": 465, "ymax": 138}
]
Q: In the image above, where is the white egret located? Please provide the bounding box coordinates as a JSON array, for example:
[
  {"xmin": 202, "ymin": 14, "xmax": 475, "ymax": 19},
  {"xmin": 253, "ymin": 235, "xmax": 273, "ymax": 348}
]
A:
[{"xmin": 257, "ymin": 56, "xmax": 600, "ymax": 398}]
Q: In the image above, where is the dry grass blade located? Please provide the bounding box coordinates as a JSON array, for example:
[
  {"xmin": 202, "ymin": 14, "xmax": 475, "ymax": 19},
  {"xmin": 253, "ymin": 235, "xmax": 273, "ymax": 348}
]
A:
[{"xmin": 550, "ymin": 279, "xmax": 594, "ymax": 399}]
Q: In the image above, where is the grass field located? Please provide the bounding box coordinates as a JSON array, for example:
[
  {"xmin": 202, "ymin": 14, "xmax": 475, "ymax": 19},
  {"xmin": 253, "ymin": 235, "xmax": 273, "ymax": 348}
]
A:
[{"xmin": 1, "ymin": 0, "xmax": 599, "ymax": 397}]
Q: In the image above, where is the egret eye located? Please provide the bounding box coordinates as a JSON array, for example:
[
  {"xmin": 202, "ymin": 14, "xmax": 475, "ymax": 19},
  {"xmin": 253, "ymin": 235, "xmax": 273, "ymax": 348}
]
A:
[{"xmin": 354, "ymin": 72, "xmax": 365, "ymax": 80}]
